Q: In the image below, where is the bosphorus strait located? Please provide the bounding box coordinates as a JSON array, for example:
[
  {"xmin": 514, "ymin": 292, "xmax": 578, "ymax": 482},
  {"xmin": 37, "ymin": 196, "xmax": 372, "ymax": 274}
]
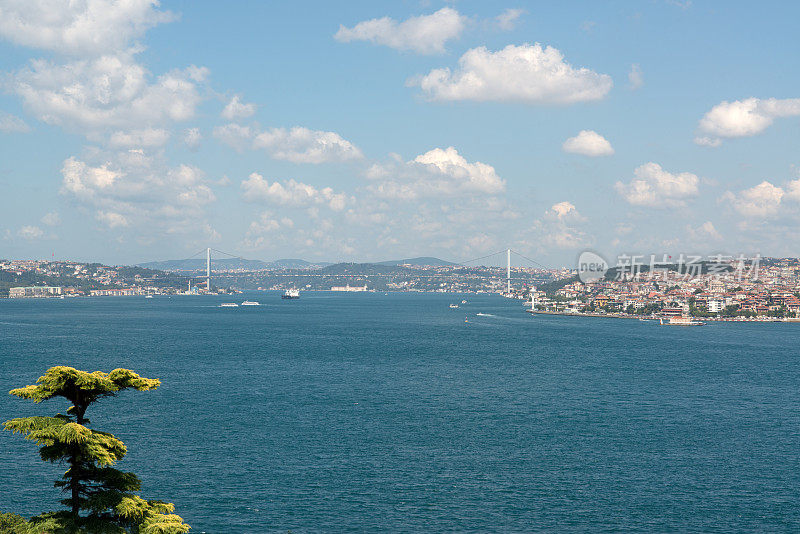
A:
[{"xmin": 2, "ymin": 293, "xmax": 799, "ymax": 532}]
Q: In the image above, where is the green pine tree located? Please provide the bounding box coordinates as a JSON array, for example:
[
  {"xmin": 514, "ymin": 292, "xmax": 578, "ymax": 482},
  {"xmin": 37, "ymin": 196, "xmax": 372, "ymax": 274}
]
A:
[{"xmin": 3, "ymin": 366, "xmax": 190, "ymax": 534}]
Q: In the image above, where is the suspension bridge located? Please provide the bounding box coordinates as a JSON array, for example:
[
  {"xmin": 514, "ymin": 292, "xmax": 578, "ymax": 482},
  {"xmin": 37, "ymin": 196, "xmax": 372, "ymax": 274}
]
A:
[{"xmin": 148, "ymin": 247, "xmax": 551, "ymax": 294}]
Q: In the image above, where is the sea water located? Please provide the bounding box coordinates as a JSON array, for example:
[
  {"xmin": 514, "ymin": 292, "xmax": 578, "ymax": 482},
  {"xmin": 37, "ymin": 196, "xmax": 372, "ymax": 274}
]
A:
[{"xmin": 1, "ymin": 292, "xmax": 799, "ymax": 532}]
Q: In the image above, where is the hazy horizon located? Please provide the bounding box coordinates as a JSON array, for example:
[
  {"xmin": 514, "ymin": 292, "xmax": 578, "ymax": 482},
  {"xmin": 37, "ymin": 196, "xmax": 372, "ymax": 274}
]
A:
[{"xmin": 2, "ymin": 1, "xmax": 799, "ymax": 266}]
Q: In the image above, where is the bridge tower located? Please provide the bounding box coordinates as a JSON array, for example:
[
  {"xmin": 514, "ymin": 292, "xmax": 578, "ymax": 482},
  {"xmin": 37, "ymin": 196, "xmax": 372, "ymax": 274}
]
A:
[
  {"xmin": 507, "ymin": 248, "xmax": 511, "ymax": 295},
  {"xmin": 206, "ymin": 247, "xmax": 211, "ymax": 292}
]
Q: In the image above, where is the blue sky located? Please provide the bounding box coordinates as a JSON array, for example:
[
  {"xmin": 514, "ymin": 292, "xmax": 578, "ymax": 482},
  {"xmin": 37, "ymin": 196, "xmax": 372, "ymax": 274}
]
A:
[{"xmin": 1, "ymin": 1, "xmax": 799, "ymax": 267}]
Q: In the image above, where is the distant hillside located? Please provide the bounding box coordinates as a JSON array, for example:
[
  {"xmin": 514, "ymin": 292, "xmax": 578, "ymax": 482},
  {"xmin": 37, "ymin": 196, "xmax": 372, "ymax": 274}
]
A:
[
  {"xmin": 376, "ymin": 257, "xmax": 455, "ymax": 267},
  {"xmin": 139, "ymin": 258, "xmax": 271, "ymax": 271},
  {"xmin": 320, "ymin": 262, "xmax": 410, "ymax": 276},
  {"xmin": 138, "ymin": 257, "xmax": 334, "ymax": 271},
  {"xmin": 271, "ymin": 258, "xmax": 332, "ymax": 269}
]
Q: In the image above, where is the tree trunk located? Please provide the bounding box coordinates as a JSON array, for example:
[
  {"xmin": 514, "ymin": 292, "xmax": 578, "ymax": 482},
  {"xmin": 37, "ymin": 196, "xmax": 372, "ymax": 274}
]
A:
[{"xmin": 71, "ymin": 402, "xmax": 87, "ymax": 530}]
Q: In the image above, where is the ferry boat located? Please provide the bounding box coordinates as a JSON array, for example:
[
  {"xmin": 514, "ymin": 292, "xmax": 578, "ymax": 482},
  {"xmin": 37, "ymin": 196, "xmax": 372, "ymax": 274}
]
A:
[
  {"xmin": 282, "ymin": 289, "xmax": 300, "ymax": 299},
  {"xmin": 241, "ymin": 301, "xmax": 260, "ymax": 306},
  {"xmin": 660, "ymin": 316, "xmax": 705, "ymax": 326},
  {"xmin": 219, "ymin": 302, "xmax": 239, "ymax": 308}
]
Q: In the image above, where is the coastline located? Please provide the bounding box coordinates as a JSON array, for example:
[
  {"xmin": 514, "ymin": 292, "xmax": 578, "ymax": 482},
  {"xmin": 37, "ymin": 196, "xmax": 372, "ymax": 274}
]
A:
[{"xmin": 526, "ymin": 309, "xmax": 800, "ymax": 323}]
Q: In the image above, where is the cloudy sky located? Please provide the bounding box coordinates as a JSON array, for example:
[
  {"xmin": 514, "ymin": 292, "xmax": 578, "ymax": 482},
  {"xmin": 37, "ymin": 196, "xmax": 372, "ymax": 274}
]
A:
[{"xmin": 1, "ymin": 1, "xmax": 799, "ymax": 266}]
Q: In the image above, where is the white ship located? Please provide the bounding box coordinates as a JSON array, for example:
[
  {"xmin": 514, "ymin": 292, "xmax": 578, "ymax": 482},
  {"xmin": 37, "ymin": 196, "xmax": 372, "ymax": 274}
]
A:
[
  {"xmin": 219, "ymin": 302, "xmax": 239, "ymax": 308},
  {"xmin": 449, "ymin": 304, "xmax": 459, "ymax": 309},
  {"xmin": 659, "ymin": 316, "xmax": 705, "ymax": 326},
  {"xmin": 282, "ymin": 289, "xmax": 300, "ymax": 299},
  {"xmin": 241, "ymin": 301, "xmax": 260, "ymax": 306}
]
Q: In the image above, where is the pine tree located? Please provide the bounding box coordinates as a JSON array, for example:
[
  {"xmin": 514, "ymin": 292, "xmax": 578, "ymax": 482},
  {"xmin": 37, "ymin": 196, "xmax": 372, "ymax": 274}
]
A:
[{"xmin": 3, "ymin": 366, "xmax": 190, "ymax": 534}]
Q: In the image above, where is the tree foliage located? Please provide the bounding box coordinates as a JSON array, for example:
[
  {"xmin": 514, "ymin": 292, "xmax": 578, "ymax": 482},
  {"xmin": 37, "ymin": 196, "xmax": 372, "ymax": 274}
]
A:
[{"xmin": 3, "ymin": 366, "xmax": 190, "ymax": 534}]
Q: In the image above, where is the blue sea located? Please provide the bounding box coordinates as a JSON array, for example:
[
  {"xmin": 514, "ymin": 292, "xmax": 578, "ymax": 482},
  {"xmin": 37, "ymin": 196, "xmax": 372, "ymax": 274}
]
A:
[{"xmin": 1, "ymin": 292, "xmax": 799, "ymax": 532}]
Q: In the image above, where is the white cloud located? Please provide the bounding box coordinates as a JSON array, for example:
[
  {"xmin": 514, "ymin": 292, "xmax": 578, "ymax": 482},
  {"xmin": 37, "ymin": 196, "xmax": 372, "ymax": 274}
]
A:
[
  {"xmin": 213, "ymin": 123, "xmax": 253, "ymax": 152},
  {"xmin": 495, "ymin": 8, "xmax": 525, "ymax": 31},
  {"xmin": 0, "ymin": 0, "xmax": 174, "ymax": 56},
  {"xmin": 334, "ymin": 7, "xmax": 466, "ymax": 55},
  {"xmin": 562, "ymin": 130, "xmax": 614, "ymax": 156},
  {"xmin": 698, "ymin": 97, "xmax": 800, "ymax": 145},
  {"xmin": 615, "ymin": 162, "xmax": 699, "ymax": 207},
  {"xmin": 41, "ymin": 212, "xmax": 60, "ymax": 226},
  {"xmin": 529, "ymin": 202, "xmax": 590, "ymax": 249},
  {"xmin": 410, "ymin": 43, "xmax": 613, "ymax": 104},
  {"xmin": 0, "ymin": 111, "xmax": 31, "ymax": 133},
  {"xmin": 60, "ymin": 152, "xmax": 217, "ymax": 234},
  {"xmin": 693, "ymin": 136, "xmax": 722, "ymax": 148},
  {"xmin": 17, "ymin": 225, "xmax": 43, "ymax": 239},
  {"xmin": 183, "ymin": 127, "xmax": 201, "ymax": 150},
  {"xmin": 221, "ymin": 95, "xmax": 256, "ymax": 120},
  {"xmin": 369, "ymin": 147, "xmax": 505, "ymax": 199},
  {"xmin": 241, "ymin": 173, "xmax": 348, "ymax": 211},
  {"xmin": 95, "ymin": 210, "xmax": 129, "ymax": 228},
  {"xmin": 548, "ymin": 201, "xmax": 584, "ymax": 221},
  {"xmin": 687, "ymin": 221, "xmax": 722, "ymax": 241},
  {"xmin": 253, "ymin": 127, "xmax": 363, "ymax": 164},
  {"xmin": 628, "ymin": 63, "xmax": 643, "ymax": 90},
  {"xmin": 722, "ymin": 181, "xmax": 784, "ymax": 218},
  {"xmin": 109, "ymin": 128, "xmax": 170, "ymax": 148},
  {"xmin": 11, "ymin": 52, "xmax": 208, "ymax": 136}
]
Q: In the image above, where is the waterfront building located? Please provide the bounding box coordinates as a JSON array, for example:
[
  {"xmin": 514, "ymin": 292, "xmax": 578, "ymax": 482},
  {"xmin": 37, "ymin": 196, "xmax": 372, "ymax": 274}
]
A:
[{"xmin": 9, "ymin": 286, "xmax": 63, "ymax": 298}]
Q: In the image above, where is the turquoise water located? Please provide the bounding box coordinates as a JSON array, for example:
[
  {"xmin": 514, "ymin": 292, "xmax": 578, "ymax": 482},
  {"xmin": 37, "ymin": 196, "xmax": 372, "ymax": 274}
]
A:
[{"xmin": 1, "ymin": 292, "xmax": 799, "ymax": 532}]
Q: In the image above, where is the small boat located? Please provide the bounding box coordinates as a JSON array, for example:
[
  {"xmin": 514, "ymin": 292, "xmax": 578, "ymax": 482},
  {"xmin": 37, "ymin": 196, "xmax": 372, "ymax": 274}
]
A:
[
  {"xmin": 461, "ymin": 300, "xmax": 467, "ymax": 304},
  {"xmin": 282, "ymin": 289, "xmax": 300, "ymax": 299},
  {"xmin": 145, "ymin": 295, "xmax": 154, "ymax": 299},
  {"xmin": 219, "ymin": 303, "xmax": 239, "ymax": 308},
  {"xmin": 449, "ymin": 304, "xmax": 459, "ymax": 309},
  {"xmin": 241, "ymin": 301, "xmax": 260, "ymax": 306}
]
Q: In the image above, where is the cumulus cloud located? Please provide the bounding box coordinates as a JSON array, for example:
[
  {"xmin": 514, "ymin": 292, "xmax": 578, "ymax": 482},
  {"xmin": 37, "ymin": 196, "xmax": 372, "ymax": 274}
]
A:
[
  {"xmin": 183, "ymin": 127, "xmax": 201, "ymax": 150},
  {"xmin": 548, "ymin": 201, "xmax": 584, "ymax": 221},
  {"xmin": 529, "ymin": 201, "xmax": 590, "ymax": 249},
  {"xmin": 628, "ymin": 63, "xmax": 643, "ymax": 90},
  {"xmin": 0, "ymin": 111, "xmax": 31, "ymax": 133},
  {"xmin": 562, "ymin": 130, "xmax": 614, "ymax": 156},
  {"xmin": 334, "ymin": 7, "xmax": 466, "ymax": 55},
  {"xmin": 494, "ymin": 8, "xmax": 525, "ymax": 31},
  {"xmin": 241, "ymin": 173, "xmax": 348, "ymax": 211},
  {"xmin": 108, "ymin": 128, "xmax": 170, "ymax": 148},
  {"xmin": 369, "ymin": 147, "xmax": 505, "ymax": 199},
  {"xmin": 722, "ymin": 181, "xmax": 784, "ymax": 218},
  {"xmin": 60, "ymin": 152, "xmax": 216, "ymax": 234},
  {"xmin": 17, "ymin": 225, "xmax": 44, "ymax": 239},
  {"xmin": 213, "ymin": 123, "xmax": 362, "ymax": 163},
  {"xmin": 213, "ymin": 123, "xmax": 253, "ymax": 152},
  {"xmin": 11, "ymin": 52, "xmax": 208, "ymax": 136},
  {"xmin": 410, "ymin": 43, "xmax": 613, "ymax": 104},
  {"xmin": 41, "ymin": 212, "xmax": 60, "ymax": 226},
  {"xmin": 615, "ymin": 162, "xmax": 699, "ymax": 207},
  {"xmin": 253, "ymin": 127, "xmax": 363, "ymax": 164},
  {"xmin": 0, "ymin": 0, "xmax": 174, "ymax": 56},
  {"xmin": 221, "ymin": 95, "xmax": 256, "ymax": 120},
  {"xmin": 697, "ymin": 97, "xmax": 800, "ymax": 145},
  {"xmin": 693, "ymin": 136, "xmax": 722, "ymax": 148},
  {"xmin": 686, "ymin": 221, "xmax": 722, "ymax": 241},
  {"xmin": 95, "ymin": 210, "xmax": 129, "ymax": 228}
]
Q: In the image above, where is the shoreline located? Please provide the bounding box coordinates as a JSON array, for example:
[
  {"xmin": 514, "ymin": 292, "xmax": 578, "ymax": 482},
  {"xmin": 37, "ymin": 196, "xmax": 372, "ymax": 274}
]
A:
[{"xmin": 527, "ymin": 310, "xmax": 800, "ymax": 323}]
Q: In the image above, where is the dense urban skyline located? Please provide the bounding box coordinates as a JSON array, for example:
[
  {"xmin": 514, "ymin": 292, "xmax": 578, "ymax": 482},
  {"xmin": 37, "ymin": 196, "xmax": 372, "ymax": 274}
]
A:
[{"xmin": 1, "ymin": 1, "xmax": 799, "ymax": 266}]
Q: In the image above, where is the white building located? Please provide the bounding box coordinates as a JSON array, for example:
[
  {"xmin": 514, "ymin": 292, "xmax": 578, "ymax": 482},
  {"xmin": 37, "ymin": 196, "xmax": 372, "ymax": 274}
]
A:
[{"xmin": 9, "ymin": 286, "xmax": 63, "ymax": 298}]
